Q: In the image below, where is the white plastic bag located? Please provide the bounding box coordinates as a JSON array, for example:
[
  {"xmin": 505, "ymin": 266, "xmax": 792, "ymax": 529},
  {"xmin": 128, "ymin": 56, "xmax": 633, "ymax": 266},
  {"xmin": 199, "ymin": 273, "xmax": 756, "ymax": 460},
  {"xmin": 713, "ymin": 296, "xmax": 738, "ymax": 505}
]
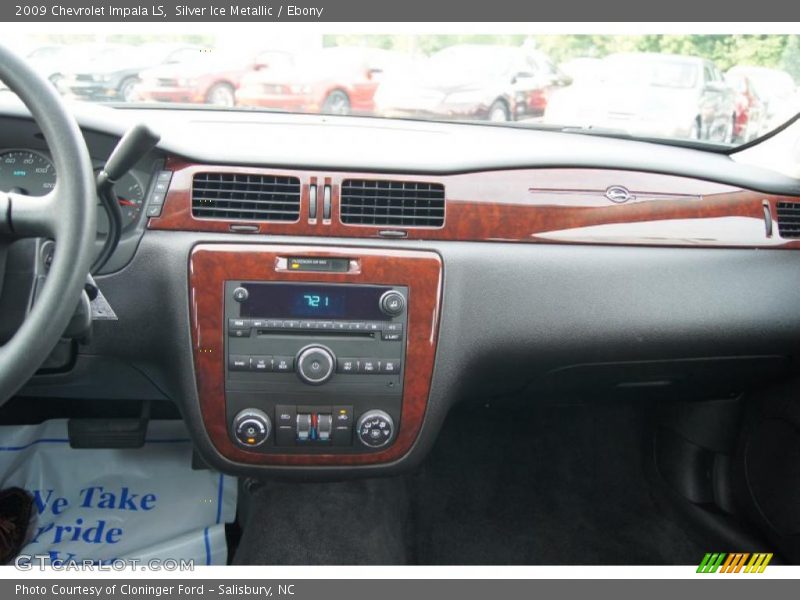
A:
[{"xmin": 0, "ymin": 419, "xmax": 236, "ymax": 566}]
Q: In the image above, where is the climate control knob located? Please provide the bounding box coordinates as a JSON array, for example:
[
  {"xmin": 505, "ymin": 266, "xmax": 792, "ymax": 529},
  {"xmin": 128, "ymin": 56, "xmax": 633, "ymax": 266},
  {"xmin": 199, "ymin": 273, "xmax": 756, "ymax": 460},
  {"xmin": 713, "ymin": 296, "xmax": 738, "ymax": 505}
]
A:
[
  {"xmin": 232, "ymin": 409, "xmax": 271, "ymax": 448},
  {"xmin": 296, "ymin": 345, "xmax": 336, "ymax": 385},
  {"xmin": 356, "ymin": 409, "xmax": 395, "ymax": 448},
  {"xmin": 379, "ymin": 290, "xmax": 405, "ymax": 317}
]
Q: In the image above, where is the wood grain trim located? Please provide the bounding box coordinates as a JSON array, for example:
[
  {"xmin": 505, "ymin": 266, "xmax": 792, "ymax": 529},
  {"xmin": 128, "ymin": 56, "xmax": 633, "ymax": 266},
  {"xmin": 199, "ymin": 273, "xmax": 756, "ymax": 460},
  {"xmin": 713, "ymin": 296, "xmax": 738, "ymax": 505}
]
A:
[
  {"xmin": 189, "ymin": 244, "xmax": 442, "ymax": 466},
  {"xmin": 150, "ymin": 158, "xmax": 800, "ymax": 249}
]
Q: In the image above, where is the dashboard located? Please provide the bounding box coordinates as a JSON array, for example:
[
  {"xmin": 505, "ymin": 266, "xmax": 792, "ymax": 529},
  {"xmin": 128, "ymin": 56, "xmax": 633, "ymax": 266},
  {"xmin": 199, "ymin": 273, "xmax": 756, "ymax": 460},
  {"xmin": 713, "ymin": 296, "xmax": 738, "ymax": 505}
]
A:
[
  {"xmin": 0, "ymin": 148, "xmax": 146, "ymax": 231},
  {"xmin": 5, "ymin": 104, "xmax": 800, "ymax": 477}
]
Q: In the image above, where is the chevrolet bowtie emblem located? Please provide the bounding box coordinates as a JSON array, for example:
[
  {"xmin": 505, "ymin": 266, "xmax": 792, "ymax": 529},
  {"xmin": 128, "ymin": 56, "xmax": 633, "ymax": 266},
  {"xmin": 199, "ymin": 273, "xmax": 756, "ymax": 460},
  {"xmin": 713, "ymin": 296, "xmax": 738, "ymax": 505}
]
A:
[{"xmin": 605, "ymin": 186, "xmax": 635, "ymax": 203}]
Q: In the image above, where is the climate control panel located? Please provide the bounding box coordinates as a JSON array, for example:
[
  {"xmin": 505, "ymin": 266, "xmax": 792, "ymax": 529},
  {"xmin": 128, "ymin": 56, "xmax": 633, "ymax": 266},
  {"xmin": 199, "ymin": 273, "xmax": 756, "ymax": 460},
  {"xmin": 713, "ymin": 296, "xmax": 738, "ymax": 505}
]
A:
[{"xmin": 224, "ymin": 281, "xmax": 407, "ymax": 454}]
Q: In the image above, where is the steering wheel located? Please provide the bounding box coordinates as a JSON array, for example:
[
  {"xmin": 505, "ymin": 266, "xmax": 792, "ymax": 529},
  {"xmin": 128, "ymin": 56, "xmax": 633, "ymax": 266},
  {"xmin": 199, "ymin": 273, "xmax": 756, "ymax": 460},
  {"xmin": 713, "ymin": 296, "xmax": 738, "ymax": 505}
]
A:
[{"xmin": 0, "ymin": 44, "xmax": 97, "ymax": 403}]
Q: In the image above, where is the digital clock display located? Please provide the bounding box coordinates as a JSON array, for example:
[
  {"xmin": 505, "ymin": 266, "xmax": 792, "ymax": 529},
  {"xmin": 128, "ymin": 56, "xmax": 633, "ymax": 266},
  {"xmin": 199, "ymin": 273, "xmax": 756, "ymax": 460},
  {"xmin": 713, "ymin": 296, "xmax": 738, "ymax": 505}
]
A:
[
  {"xmin": 290, "ymin": 290, "xmax": 346, "ymax": 317},
  {"xmin": 239, "ymin": 283, "xmax": 392, "ymax": 320}
]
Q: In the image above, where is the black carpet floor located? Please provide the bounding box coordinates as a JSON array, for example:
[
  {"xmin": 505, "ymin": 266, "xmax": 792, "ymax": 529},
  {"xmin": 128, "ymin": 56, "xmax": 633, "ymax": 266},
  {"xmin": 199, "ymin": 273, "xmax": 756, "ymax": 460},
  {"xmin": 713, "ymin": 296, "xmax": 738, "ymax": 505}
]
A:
[
  {"xmin": 235, "ymin": 400, "xmax": 711, "ymax": 565},
  {"xmin": 409, "ymin": 400, "xmax": 708, "ymax": 564},
  {"xmin": 234, "ymin": 477, "xmax": 410, "ymax": 565}
]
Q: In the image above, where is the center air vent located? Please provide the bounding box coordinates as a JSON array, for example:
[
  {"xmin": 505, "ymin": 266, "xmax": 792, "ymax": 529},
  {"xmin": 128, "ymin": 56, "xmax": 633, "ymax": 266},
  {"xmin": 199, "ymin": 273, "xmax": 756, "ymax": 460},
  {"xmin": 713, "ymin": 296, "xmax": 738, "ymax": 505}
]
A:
[
  {"xmin": 340, "ymin": 179, "xmax": 445, "ymax": 227},
  {"xmin": 192, "ymin": 172, "xmax": 301, "ymax": 221},
  {"xmin": 776, "ymin": 201, "xmax": 800, "ymax": 238}
]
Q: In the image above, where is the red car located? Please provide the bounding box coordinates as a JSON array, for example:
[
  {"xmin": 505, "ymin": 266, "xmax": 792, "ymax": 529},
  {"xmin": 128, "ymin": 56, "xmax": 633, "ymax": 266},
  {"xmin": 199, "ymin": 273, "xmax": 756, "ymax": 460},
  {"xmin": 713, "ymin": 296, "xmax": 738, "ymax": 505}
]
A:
[
  {"xmin": 135, "ymin": 50, "xmax": 285, "ymax": 107},
  {"xmin": 726, "ymin": 71, "xmax": 767, "ymax": 142},
  {"xmin": 235, "ymin": 47, "xmax": 411, "ymax": 115}
]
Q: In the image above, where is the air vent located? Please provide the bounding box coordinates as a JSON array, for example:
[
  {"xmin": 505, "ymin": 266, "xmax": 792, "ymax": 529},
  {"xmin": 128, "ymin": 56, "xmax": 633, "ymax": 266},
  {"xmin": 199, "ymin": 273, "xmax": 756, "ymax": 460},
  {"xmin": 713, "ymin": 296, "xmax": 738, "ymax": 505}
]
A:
[
  {"xmin": 777, "ymin": 201, "xmax": 800, "ymax": 238},
  {"xmin": 340, "ymin": 179, "xmax": 445, "ymax": 227},
  {"xmin": 192, "ymin": 172, "xmax": 301, "ymax": 221}
]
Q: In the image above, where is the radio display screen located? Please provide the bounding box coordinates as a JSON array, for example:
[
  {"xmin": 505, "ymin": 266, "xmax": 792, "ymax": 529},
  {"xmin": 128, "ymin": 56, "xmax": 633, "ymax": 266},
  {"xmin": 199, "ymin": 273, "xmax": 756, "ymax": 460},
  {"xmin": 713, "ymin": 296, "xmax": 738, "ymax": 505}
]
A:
[{"xmin": 240, "ymin": 283, "xmax": 393, "ymax": 320}]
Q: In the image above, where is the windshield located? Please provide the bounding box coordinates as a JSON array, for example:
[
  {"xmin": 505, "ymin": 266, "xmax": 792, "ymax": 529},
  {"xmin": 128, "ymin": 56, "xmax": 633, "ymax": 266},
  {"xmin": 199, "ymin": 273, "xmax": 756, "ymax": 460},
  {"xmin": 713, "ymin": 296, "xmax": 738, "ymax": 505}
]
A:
[
  {"xmin": 600, "ymin": 55, "xmax": 700, "ymax": 89},
  {"xmin": 2, "ymin": 32, "xmax": 800, "ymax": 147}
]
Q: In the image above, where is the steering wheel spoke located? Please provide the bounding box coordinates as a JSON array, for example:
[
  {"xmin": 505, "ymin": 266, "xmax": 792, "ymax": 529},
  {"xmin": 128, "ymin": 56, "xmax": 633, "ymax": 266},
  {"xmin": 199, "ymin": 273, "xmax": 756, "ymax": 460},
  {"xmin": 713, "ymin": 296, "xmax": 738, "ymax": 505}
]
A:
[{"xmin": 2, "ymin": 190, "xmax": 59, "ymax": 239}]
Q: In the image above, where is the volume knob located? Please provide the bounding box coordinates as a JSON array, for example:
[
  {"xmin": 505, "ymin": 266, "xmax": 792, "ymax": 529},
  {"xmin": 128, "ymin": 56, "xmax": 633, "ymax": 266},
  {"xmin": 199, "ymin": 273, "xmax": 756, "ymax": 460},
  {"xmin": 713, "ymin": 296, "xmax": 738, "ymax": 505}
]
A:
[{"xmin": 296, "ymin": 345, "xmax": 336, "ymax": 385}]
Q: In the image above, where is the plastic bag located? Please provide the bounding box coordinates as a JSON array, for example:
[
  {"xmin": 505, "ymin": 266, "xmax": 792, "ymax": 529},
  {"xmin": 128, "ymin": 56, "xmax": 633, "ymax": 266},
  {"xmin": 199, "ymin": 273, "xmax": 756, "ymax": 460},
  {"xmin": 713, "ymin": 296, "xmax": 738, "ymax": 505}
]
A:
[{"xmin": 0, "ymin": 419, "xmax": 236, "ymax": 566}]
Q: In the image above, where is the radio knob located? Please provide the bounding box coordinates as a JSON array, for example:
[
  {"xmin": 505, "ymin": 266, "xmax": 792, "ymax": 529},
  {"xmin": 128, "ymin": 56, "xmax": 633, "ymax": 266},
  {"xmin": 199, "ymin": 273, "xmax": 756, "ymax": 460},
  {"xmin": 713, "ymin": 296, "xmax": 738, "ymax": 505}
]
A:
[
  {"xmin": 379, "ymin": 290, "xmax": 405, "ymax": 317},
  {"xmin": 232, "ymin": 409, "xmax": 271, "ymax": 448},
  {"xmin": 356, "ymin": 409, "xmax": 395, "ymax": 448},
  {"xmin": 296, "ymin": 345, "xmax": 336, "ymax": 385}
]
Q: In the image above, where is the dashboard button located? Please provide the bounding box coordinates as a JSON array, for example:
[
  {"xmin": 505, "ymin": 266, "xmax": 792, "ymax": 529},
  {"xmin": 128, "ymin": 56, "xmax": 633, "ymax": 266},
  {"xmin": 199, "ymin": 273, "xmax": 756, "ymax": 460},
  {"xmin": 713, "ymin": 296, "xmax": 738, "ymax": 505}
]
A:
[
  {"xmin": 273, "ymin": 356, "xmax": 294, "ymax": 372},
  {"xmin": 379, "ymin": 291, "xmax": 405, "ymax": 317},
  {"xmin": 337, "ymin": 358, "xmax": 358, "ymax": 374},
  {"xmin": 296, "ymin": 346, "xmax": 335, "ymax": 384},
  {"xmin": 250, "ymin": 355, "xmax": 272, "ymax": 371},
  {"xmin": 380, "ymin": 359, "xmax": 401, "ymax": 374},
  {"xmin": 275, "ymin": 405, "xmax": 297, "ymax": 446},
  {"xmin": 360, "ymin": 359, "xmax": 379, "ymax": 374},
  {"xmin": 228, "ymin": 355, "xmax": 250, "ymax": 371},
  {"xmin": 232, "ymin": 287, "xmax": 249, "ymax": 302}
]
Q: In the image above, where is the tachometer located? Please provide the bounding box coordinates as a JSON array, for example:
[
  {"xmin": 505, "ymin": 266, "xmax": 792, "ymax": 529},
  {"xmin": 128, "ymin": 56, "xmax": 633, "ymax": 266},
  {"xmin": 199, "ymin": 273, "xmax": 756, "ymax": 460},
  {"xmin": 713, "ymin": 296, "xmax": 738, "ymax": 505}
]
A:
[{"xmin": 0, "ymin": 150, "xmax": 56, "ymax": 196}]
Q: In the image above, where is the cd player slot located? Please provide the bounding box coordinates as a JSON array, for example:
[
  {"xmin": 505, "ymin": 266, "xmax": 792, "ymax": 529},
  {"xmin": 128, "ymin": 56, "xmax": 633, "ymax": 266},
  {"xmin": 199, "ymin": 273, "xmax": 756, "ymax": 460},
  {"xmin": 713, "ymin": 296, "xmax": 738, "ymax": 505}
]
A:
[{"xmin": 255, "ymin": 329, "xmax": 376, "ymax": 339}]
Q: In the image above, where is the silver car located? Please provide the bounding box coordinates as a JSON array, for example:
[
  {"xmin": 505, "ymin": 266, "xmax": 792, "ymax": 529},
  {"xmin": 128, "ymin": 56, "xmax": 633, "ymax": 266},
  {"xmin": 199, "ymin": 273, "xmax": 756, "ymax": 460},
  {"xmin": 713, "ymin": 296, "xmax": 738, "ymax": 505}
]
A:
[{"xmin": 545, "ymin": 52, "xmax": 737, "ymax": 142}]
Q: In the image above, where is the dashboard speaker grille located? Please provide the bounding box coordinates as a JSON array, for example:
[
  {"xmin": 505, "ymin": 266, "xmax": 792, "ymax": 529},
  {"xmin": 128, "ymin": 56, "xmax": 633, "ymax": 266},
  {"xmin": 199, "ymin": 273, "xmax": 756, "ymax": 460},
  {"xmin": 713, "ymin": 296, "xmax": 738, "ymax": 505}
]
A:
[
  {"xmin": 340, "ymin": 179, "xmax": 445, "ymax": 227},
  {"xmin": 777, "ymin": 201, "xmax": 800, "ymax": 238},
  {"xmin": 192, "ymin": 172, "xmax": 301, "ymax": 221}
]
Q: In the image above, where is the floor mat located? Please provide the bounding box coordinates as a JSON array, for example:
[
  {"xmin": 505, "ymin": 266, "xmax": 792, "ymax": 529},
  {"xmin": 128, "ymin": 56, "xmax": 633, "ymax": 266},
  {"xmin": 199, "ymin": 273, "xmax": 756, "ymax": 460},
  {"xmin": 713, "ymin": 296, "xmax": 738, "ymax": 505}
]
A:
[
  {"xmin": 409, "ymin": 400, "xmax": 709, "ymax": 565},
  {"xmin": 235, "ymin": 477, "xmax": 410, "ymax": 565},
  {"xmin": 0, "ymin": 419, "xmax": 236, "ymax": 565}
]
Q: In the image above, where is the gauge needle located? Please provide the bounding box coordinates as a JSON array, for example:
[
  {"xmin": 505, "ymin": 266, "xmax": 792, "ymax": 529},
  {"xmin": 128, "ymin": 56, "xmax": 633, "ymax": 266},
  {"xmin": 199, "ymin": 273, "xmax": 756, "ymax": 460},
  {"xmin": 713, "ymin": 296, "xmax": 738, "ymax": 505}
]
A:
[{"xmin": 117, "ymin": 197, "xmax": 137, "ymax": 206}]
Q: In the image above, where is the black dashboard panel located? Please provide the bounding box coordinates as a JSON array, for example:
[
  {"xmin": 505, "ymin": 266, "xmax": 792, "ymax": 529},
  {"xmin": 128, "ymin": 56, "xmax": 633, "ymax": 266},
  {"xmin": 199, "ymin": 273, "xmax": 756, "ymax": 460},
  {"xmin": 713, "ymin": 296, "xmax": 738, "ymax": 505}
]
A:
[{"xmin": 17, "ymin": 230, "xmax": 798, "ymax": 476}]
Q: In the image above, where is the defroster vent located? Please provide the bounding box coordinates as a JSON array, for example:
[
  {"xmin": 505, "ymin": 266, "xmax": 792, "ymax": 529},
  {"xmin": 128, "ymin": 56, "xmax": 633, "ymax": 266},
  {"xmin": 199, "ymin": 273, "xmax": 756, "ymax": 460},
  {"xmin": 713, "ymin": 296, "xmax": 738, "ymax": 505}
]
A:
[
  {"xmin": 340, "ymin": 179, "xmax": 445, "ymax": 227},
  {"xmin": 192, "ymin": 172, "xmax": 301, "ymax": 221},
  {"xmin": 777, "ymin": 201, "xmax": 800, "ymax": 238}
]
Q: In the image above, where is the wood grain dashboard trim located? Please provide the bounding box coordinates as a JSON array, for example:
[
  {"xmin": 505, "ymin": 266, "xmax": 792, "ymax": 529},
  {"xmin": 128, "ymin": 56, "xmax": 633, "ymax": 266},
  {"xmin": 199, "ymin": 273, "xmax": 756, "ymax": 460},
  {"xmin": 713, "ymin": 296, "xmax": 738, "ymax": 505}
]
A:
[
  {"xmin": 189, "ymin": 244, "xmax": 442, "ymax": 466},
  {"xmin": 150, "ymin": 158, "xmax": 800, "ymax": 249}
]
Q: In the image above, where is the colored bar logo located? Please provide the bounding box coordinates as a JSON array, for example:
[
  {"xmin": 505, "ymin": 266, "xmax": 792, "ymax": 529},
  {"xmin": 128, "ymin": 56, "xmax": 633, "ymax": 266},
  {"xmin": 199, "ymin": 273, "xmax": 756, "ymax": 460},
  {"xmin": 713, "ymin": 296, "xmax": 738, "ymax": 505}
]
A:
[{"xmin": 697, "ymin": 553, "xmax": 773, "ymax": 573}]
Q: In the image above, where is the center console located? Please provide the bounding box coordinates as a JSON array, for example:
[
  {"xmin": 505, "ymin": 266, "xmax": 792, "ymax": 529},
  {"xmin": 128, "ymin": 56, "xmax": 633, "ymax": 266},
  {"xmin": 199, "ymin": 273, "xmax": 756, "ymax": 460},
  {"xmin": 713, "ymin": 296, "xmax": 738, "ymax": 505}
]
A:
[{"xmin": 188, "ymin": 244, "xmax": 442, "ymax": 466}]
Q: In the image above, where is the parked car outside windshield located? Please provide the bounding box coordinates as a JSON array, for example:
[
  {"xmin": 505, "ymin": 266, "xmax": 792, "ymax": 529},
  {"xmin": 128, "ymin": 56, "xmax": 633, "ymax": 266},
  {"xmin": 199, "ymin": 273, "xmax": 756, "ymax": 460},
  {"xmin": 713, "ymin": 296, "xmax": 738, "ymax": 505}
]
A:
[
  {"xmin": 374, "ymin": 44, "xmax": 569, "ymax": 122},
  {"xmin": 136, "ymin": 50, "xmax": 268, "ymax": 107},
  {"xmin": 236, "ymin": 47, "xmax": 412, "ymax": 115},
  {"xmin": 544, "ymin": 52, "xmax": 738, "ymax": 142},
  {"xmin": 61, "ymin": 43, "xmax": 201, "ymax": 102},
  {"xmin": 2, "ymin": 33, "xmax": 799, "ymax": 148}
]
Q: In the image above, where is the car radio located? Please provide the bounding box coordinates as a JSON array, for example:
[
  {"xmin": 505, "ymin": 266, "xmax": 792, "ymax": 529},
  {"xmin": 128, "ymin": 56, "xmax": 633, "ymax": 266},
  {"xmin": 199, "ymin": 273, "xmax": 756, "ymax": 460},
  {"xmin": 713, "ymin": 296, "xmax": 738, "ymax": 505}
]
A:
[{"xmin": 224, "ymin": 281, "xmax": 408, "ymax": 454}]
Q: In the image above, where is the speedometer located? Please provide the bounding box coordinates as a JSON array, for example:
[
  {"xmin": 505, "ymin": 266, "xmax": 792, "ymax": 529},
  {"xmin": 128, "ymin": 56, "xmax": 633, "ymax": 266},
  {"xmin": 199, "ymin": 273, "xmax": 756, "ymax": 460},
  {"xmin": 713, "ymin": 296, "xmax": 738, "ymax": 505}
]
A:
[
  {"xmin": 0, "ymin": 150, "xmax": 56, "ymax": 196},
  {"xmin": 96, "ymin": 171, "xmax": 145, "ymax": 234}
]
